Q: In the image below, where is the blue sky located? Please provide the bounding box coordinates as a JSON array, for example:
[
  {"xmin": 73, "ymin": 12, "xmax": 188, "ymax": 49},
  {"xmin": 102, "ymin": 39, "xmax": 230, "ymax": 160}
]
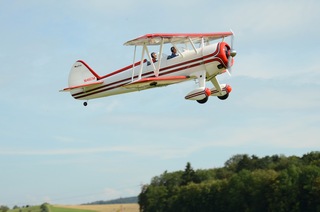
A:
[{"xmin": 1, "ymin": 0, "xmax": 319, "ymax": 207}]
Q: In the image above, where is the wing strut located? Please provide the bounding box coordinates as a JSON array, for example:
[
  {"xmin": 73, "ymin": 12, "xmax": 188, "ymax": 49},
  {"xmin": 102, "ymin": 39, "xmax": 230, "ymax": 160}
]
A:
[
  {"xmin": 155, "ymin": 38, "xmax": 164, "ymax": 77},
  {"xmin": 131, "ymin": 45, "xmax": 137, "ymax": 82},
  {"xmin": 188, "ymin": 37, "xmax": 198, "ymax": 54},
  {"xmin": 138, "ymin": 45, "xmax": 147, "ymax": 80}
]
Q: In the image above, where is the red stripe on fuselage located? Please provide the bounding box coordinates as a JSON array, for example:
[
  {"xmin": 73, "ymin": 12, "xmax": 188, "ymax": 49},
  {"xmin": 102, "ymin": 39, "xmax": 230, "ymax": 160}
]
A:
[{"xmin": 72, "ymin": 43, "xmax": 223, "ymax": 99}]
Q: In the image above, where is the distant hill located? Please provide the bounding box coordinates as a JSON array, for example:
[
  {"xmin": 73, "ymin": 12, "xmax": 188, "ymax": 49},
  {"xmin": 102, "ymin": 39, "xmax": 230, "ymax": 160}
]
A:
[{"xmin": 83, "ymin": 196, "xmax": 138, "ymax": 205}]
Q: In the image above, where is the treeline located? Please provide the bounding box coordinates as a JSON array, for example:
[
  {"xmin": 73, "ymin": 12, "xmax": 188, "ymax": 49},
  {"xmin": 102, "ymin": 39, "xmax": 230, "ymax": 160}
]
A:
[
  {"xmin": 2, "ymin": 204, "xmax": 48, "ymax": 212},
  {"xmin": 138, "ymin": 152, "xmax": 320, "ymax": 212},
  {"xmin": 0, "ymin": 206, "xmax": 10, "ymax": 212}
]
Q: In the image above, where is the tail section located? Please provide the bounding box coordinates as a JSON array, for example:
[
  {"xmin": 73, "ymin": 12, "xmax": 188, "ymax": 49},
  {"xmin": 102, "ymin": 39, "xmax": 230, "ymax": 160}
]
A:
[{"xmin": 68, "ymin": 60, "xmax": 101, "ymax": 88}]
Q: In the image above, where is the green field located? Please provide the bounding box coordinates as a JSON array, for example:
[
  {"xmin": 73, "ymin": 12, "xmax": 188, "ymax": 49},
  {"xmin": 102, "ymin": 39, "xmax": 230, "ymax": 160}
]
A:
[
  {"xmin": 9, "ymin": 206, "xmax": 42, "ymax": 212},
  {"xmin": 48, "ymin": 205, "xmax": 95, "ymax": 212},
  {"xmin": 8, "ymin": 204, "xmax": 139, "ymax": 212},
  {"xmin": 8, "ymin": 205, "xmax": 95, "ymax": 212}
]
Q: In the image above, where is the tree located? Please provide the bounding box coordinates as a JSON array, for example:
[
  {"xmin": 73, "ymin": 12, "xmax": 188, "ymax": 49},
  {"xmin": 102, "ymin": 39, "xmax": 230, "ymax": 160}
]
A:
[
  {"xmin": 224, "ymin": 154, "xmax": 247, "ymax": 171},
  {"xmin": 40, "ymin": 203, "xmax": 49, "ymax": 212},
  {"xmin": 138, "ymin": 184, "xmax": 149, "ymax": 212},
  {"xmin": 302, "ymin": 151, "xmax": 320, "ymax": 166},
  {"xmin": 269, "ymin": 165, "xmax": 301, "ymax": 211},
  {"xmin": 138, "ymin": 152, "xmax": 320, "ymax": 211},
  {"xmin": 0, "ymin": 206, "xmax": 9, "ymax": 212},
  {"xmin": 298, "ymin": 165, "xmax": 320, "ymax": 211},
  {"xmin": 151, "ymin": 170, "xmax": 183, "ymax": 188},
  {"xmin": 181, "ymin": 162, "xmax": 200, "ymax": 186}
]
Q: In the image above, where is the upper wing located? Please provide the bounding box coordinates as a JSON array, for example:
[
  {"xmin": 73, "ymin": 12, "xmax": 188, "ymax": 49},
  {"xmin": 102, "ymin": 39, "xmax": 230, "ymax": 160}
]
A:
[
  {"xmin": 124, "ymin": 32, "xmax": 233, "ymax": 46},
  {"xmin": 123, "ymin": 76, "xmax": 191, "ymax": 89},
  {"xmin": 60, "ymin": 80, "xmax": 103, "ymax": 92}
]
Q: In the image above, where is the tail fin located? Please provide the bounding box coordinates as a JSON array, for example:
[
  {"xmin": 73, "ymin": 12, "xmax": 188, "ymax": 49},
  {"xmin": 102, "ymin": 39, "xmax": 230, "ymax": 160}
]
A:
[{"xmin": 68, "ymin": 60, "xmax": 101, "ymax": 87}]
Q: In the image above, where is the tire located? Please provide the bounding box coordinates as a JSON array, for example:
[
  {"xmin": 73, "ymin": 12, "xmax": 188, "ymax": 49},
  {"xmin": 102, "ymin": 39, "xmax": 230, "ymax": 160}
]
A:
[
  {"xmin": 217, "ymin": 93, "xmax": 229, "ymax": 100},
  {"xmin": 197, "ymin": 96, "xmax": 208, "ymax": 104}
]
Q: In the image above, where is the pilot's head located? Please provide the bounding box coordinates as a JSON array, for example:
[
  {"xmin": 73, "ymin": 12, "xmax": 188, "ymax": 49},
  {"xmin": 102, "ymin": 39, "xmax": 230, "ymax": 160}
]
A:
[{"xmin": 151, "ymin": 52, "xmax": 157, "ymax": 59}]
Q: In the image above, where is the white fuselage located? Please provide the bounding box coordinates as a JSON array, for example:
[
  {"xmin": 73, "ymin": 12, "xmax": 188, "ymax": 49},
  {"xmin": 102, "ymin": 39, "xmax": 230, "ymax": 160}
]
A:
[{"xmin": 69, "ymin": 42, "xmax": 228, "ymax": 100}]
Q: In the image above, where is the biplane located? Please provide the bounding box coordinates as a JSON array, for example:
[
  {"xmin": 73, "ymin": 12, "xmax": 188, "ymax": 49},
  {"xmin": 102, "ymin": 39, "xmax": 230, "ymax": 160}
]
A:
[{"xmin": 60, "ymin": 31, "xmax": 237, "ymax": 106}]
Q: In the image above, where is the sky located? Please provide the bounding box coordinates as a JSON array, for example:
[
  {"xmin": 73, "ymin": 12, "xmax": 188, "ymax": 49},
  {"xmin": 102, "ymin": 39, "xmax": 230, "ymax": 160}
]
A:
[{"xmin": 0, "ymin": 0, "xmax": 319, "ymax": 207}]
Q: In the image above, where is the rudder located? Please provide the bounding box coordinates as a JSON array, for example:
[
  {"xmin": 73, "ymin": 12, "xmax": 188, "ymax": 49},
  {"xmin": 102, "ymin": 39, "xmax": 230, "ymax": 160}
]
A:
[{"xmin": 68, "ymin": 60, "xmax": 101, "ymax": 88}]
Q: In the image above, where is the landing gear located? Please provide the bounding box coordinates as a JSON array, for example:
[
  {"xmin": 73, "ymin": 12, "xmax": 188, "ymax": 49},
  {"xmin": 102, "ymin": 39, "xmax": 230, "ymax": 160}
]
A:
[
  {"xmin": 218, "ymin": 93, "xmax": 229, "ymax": 100},
  {"xmin": 83, "ymin": 101, "xmax": 88, "ymax": 106},
  {"xmin": 197, "ymin": 96, "xmax": 208, "ymax": 104}
]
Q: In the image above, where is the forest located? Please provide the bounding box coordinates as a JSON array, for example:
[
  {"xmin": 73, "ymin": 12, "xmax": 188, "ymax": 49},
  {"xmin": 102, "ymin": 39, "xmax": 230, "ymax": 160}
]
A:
[{"xmin": 138, "ymin": 152, "xmax": 320, "ymax": 212}]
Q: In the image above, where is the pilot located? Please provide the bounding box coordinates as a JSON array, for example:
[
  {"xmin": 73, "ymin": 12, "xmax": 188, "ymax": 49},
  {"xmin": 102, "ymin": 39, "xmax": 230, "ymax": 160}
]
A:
[
  {"xmin": 148, "ymin": 52, "xmax": 157, "ymax": 65},
  {"xmin": 151, "ymin": 52, "xmax": 157, "ymax": 62},
  {"xmin": 167, "ymin": 47, "xmax": 178, "ymax": 59}
]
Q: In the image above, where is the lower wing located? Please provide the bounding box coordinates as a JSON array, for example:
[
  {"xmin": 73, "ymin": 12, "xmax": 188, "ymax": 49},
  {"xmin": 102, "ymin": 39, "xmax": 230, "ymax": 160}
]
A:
[{"xmin": 123, "ymin": 76, "xmax": 191, "ymax": 89}]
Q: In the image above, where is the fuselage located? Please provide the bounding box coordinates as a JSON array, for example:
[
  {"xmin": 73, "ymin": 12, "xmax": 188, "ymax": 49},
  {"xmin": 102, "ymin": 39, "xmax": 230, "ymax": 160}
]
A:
[{"xmin": 69, "ymin": 41, "xmax": 230, "ymax": 100}]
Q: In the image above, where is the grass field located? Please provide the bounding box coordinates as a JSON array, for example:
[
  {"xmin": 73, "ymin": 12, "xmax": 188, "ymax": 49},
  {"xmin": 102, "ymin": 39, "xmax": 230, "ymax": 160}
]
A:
[
  {"xmin": 9, "ymin": 206, "xmax": 42, "ymax": 212},
  {"xmin": 49, "ymin": 205, "xmax": 96, "ymax": 212},
  {"xmin": 8, "ymin": 204, "xmax": 139, "ymax": 212},
  {"xmin": 53, "ymin": 204, "xmax": 139, "ymax": 212}
]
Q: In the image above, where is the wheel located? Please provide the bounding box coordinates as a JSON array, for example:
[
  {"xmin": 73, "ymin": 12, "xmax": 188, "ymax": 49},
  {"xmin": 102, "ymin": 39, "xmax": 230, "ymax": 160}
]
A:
[
  {"xmin": 217, "ymin": 93, "xmax": 229, "ymax": 100},
  {"xmin": 197, "ymin": 96, "xmax": 208, "ymax": 104},
  {"xmin": 83, "ymin": 102, "xmax": 88, "ymax": 106}
]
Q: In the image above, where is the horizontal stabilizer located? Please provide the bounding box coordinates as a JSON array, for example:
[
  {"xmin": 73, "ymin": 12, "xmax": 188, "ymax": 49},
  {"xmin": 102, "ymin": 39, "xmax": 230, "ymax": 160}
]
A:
[
  {"xmin": 60, "ymin": 80, "xmax": 103, "ymax": 92},
  {"xmin": 123, "ymin": 76, "xmax": 190, "ymax": 89}
]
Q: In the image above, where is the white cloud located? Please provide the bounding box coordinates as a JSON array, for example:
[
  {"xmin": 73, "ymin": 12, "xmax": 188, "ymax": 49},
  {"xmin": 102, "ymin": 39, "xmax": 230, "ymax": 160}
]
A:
[
  {"xmin": 229, "ymin": 119, "xmax": 319, "ymax": 149},
  {"xmin": 230, "ymin": 0, "xmax": 319, "ymax": 39},
  {"xmin": 0, "ymin": 139, "xmax": 215, "ymax": 160},
  {"xmin": 237, "ymin": 87, "xmax": 320, "ymax": 110},
  {"xmin": 234, "ymin": 48, "xmax": 320, "ymax": 85},
  {"xmin": 235, "ymin": 53, "xmax": 280, "ymax": 79}
]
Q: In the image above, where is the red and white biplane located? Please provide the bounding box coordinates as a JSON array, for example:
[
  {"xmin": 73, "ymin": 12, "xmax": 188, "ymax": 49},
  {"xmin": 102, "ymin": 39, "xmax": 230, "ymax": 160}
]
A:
[{"xmin": 61, "ymin": 31, "xmax": 237, "ymax": 106}]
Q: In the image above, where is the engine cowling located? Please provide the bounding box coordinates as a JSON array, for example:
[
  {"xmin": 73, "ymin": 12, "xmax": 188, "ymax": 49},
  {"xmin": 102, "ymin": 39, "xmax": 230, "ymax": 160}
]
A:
[{"xmin": 217, "ymin": 42, "xmax": 233, "ymax": 69}]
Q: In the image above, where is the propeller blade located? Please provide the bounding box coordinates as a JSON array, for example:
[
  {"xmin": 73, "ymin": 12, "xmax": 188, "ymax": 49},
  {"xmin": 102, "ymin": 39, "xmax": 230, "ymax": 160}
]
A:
[
  {"xmin": 226, "ymin": 29, "xmax": 236, "ymax": 76},
  {"xmin": 230, "ymin": 29, "xmax": 235, "ymax": 49},
  {"xmin": 225, "ymin": 68, "xmax": 231, "ymax": 76},
  {"xmin": 230, "ymin": 29, "xmax": 237, "ymax": 57},
  {"xmin": 227, "ymin": 52, "xmax": 233, "ymax": 75}
]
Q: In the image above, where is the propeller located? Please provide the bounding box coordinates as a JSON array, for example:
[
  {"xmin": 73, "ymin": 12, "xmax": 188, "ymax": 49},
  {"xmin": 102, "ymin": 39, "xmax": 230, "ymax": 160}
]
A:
[{"xmin": 226, "ymin": 29, "xmax": 237, "ymax": 76}]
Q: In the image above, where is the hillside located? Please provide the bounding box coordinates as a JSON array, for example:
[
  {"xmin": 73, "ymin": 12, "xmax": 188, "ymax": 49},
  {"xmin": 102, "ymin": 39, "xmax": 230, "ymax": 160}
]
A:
[{"xmin": 83, "ymin": 196, "xmax": 138, "ymax": 205}]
